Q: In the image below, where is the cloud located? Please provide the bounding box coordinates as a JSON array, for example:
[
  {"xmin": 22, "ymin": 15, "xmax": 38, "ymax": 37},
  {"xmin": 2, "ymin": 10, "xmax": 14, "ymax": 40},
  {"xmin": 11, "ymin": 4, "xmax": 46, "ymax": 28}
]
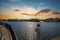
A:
[
  {"xmin": 1, "ymin": 5, "xmax": 60, "ymax": 20},
  {"xmin": 0, "ymin": 5, "xmax": 39, "ymax": 19},
  {"xmin": 20, "ymin": 6, "xmax": 38, "ymax": 14},
  {"xmin": 10, "ymin": 0, "xmax": 20, "ymax": 2},
  {"xmin": 40, "ymin": 3, "xmax": 45, "ymax": 5},
  {"xmin": 10, "ymin": 5, "xmax": 38, "ymax": 14},
  {"xmin": 21, "ymin": 9, "xmax": 60, "ymax": 19}
]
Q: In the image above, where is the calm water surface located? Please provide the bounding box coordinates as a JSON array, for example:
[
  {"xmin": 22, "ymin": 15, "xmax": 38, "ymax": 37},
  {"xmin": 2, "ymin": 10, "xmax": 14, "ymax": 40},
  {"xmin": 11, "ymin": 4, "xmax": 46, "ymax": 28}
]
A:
[{"xmin": 1, "ymin": 21, "xmax": 60, "ymax": 40}]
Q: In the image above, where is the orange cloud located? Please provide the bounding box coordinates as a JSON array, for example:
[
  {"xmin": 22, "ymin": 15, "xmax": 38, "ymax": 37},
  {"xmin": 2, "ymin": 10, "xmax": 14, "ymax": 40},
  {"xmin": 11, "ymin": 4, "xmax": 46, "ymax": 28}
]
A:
[
  {"xmin": 21, "ymin": 9, "xmax": 60, "ymax": 19},
  {"xmin": 0, "ymin": 9, "xmax": 60, "ymax": 20}
]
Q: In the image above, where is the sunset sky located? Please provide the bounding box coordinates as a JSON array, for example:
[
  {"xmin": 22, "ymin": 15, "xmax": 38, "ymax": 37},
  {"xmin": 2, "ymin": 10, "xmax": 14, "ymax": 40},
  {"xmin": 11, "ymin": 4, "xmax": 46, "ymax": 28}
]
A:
[{"xmin": 0, "ymin": 0, "xmax": 60, "ymax": 20}]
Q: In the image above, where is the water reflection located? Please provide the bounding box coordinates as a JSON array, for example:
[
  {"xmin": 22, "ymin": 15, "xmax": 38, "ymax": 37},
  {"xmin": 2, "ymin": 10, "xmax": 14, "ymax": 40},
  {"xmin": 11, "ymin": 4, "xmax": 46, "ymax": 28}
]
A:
[
  {"xmin": 1, "ymin": 21, "xmax": 39, "ymax": 40},
  {"xmin": 1, "ymin": 21, "xmax": 60, "ymax": 40}
]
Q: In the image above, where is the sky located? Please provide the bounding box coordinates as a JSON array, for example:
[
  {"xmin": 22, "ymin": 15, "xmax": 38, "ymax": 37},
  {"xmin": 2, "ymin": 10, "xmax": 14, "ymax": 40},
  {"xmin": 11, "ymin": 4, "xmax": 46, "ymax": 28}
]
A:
[{"xmin": 0, "ymin": 0, "xmax": 60, "ymax": 19}]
